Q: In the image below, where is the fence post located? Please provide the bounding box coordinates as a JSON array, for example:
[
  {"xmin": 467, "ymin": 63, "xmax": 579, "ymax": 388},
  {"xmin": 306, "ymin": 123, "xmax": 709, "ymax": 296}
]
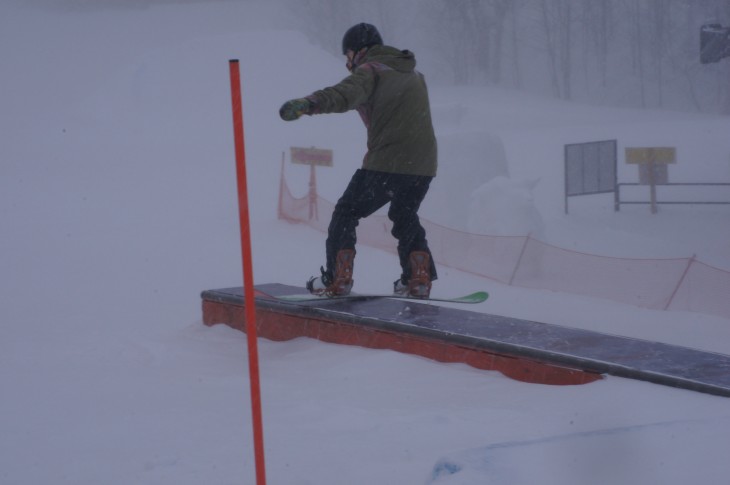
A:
[
  {"xmin": 278, "ymin": 152, "xmax": 285, "ymax": 220},
  {"xmin": 664, "ymin": 254, "xmax": 696, "ymax": 311},
  {"xmin": 509, "ymin": 233, "xmax": 532, "ymax": 286}
]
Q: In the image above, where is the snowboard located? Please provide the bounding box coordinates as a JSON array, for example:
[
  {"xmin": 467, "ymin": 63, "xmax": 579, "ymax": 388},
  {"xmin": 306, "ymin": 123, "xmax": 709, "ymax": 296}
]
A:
[{"xmin": 272, "ymin": 290, "xmax": 488, "ymax": 304}]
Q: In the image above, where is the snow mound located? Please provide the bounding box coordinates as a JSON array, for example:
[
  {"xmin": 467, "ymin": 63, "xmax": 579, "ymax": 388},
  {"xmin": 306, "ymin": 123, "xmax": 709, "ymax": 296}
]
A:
[
  {"xmin": 467, "ymin": 176, "xmax": 545, "ymax": 238},
  {"xmin": 421, "ymin": 131, "xmax": 508, "ymax": 229}
]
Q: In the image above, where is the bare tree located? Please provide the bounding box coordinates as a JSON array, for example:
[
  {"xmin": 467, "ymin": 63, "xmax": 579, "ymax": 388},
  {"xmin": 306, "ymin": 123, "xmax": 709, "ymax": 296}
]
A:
[
  {"xmin": 284, "ymin": 0, "xmax": 730, "ymax": 114},
  {"xmin": 486, "ymin": 0, "xmax": 513, "ymax": 84},
  {"xmin": 579, "ymin": 0, "xmax": 614, "ymax": 88},
  {"xmin": 540, "ymin": 0, "xmax": 574, "ymax": 99},
  {"xmin": 509, "ymin": 0, "xmax": 525, "ymax": 88},
  {"xmin": 648, "ymin": 0, "xmax": 669, "ymax": 106}
]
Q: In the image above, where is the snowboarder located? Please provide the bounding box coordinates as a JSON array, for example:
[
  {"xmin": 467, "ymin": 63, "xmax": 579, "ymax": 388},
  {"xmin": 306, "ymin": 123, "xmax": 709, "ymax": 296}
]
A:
[{"xmin": 279, "ymin": 22, "xmax": 438, "ymax": 298}]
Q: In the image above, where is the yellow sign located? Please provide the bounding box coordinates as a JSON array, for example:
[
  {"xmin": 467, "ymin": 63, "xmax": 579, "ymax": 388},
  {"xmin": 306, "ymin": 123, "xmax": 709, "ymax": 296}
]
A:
[
  {"xmin": 625, "ymin": 147, "xmax": 676, "ymax": 164},
  {"xmin": 290, "ymin": 146, "xmax": 333, "ymax": 167}
]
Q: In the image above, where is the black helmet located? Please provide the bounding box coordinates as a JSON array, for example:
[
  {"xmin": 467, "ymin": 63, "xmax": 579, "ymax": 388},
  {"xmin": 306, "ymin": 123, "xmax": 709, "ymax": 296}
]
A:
[{"xmin": 341, "ymin": 23, "xmax": 383, "ymax": 55}]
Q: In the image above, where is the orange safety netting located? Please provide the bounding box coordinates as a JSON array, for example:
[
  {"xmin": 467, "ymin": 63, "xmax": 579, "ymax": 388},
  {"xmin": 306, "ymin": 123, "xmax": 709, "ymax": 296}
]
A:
[{"xmin": 278, "ymin": 170, "xmax": 730, "ymax": 322}]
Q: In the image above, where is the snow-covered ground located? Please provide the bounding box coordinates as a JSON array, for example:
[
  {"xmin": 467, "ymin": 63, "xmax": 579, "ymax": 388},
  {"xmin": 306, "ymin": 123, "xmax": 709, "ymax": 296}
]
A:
[{"xmin": 2, "ymin": 1, "xmax": 730, "ymax": 484}]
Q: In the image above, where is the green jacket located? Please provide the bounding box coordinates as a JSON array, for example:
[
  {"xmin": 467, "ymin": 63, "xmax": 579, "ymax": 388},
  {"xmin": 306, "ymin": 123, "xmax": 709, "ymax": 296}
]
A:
[{"xmin": 307, "ymin": 45, "xmax": 437, "ymax": 177}]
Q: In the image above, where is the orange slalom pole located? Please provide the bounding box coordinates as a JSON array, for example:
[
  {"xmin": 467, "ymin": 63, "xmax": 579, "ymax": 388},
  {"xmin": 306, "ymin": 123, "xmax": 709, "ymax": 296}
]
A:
[{"xmin": 228, "ymin": 59, "xmax": 267, "ymax": 485}]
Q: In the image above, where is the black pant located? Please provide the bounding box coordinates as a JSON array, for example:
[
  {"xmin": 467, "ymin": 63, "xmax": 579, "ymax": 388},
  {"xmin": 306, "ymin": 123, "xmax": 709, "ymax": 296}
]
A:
[{"xmin": 325, "ymin": 169, "xmax": 437, "ymax": 282}]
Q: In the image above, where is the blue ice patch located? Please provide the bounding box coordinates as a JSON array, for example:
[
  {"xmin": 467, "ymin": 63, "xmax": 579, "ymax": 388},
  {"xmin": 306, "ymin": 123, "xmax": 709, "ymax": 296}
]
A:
[{"xmin": 430, "ymin": 459, "xmax": 463, "ymax": 479}]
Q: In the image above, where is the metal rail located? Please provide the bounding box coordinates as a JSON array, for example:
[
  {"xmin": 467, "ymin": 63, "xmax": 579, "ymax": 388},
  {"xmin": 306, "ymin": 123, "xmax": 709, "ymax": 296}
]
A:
[{"xmin": 615, "ymin": 182, "xmax": 730, "ymax": 210}]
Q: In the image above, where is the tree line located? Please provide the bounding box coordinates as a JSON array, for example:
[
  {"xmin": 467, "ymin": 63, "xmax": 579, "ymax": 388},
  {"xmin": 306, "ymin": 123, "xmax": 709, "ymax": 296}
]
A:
[{"xmin": 285, "ymin": 0, "xmax": 730, "ymax": 114}]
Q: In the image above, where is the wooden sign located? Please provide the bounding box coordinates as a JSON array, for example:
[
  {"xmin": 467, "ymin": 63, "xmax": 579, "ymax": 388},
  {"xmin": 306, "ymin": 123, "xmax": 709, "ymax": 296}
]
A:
[
  {"xmin": 625, "ymin": 147, "xmax": 676, "ymax": 214},
  {"xmin": 639, "ymin": 163, "xmax": 668, "ymax": 185},
  {"xmin": 625, "ymin": 147, "xmax": 676, "ymax": 164},
  {"xmin": 290, "ymin": 146, "xmax": 333, "ymax": 167}
]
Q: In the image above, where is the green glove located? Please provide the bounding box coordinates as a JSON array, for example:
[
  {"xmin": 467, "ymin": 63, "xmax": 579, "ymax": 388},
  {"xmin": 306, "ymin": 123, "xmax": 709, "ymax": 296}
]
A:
[{"xmin": 279, "ymin": 98, "xmax": 311, "ymax": 121}]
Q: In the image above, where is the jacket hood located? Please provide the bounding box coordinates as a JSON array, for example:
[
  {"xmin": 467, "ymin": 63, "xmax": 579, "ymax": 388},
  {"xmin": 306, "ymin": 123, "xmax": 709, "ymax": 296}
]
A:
[{"xmin": 362, "ymin": 44, "xmax": 416, "ymax": 73}]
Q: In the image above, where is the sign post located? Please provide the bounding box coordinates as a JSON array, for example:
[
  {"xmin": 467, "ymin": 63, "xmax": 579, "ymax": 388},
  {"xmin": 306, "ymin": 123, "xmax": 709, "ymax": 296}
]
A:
[
  {"xmin": 290, "ymin": 146, "xmax": 333, "ymax": 220},
  {"xmin": 625, "ymin": 147, "xmax": 676, "ymax": 214}
]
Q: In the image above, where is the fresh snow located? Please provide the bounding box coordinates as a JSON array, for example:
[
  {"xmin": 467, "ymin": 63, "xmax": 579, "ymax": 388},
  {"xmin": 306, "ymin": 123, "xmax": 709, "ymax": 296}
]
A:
[{"xmin": 2, "ymin": 1, "xmax": 730, "ymax": 484}]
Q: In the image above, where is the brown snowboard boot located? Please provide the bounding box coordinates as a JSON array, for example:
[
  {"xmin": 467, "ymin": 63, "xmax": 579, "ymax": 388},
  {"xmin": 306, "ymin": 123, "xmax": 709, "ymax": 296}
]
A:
[
  {"xmin": 330, "ymin": 249, "xmax": 355, "ymax": 295},
  {"xmin": 306, "ymin": 249, "xmax": 355, "ymax": 296},
  {"xmin": 407, "ymin": 251, "xmax": 432, "ymax": 298}
]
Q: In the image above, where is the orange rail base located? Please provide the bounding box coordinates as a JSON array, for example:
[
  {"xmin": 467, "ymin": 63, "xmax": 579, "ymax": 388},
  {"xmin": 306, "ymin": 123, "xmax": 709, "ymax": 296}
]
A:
[{"xmin": 202, "ymin": 297, "xmax": 602, "ymax": 386}]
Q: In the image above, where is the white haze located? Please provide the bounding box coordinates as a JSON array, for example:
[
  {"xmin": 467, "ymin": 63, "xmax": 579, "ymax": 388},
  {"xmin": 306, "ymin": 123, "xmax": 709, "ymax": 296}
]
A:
[{"xmin": 2, "ymin": 1, "xmax": 730, "ymax": 484}]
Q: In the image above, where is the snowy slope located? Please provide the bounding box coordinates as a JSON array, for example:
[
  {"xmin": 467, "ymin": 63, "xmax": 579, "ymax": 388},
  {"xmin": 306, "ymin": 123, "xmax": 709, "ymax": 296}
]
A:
[{"xmin": 2, "ymin": 1, "xmax": 730, "ymax": 484}]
